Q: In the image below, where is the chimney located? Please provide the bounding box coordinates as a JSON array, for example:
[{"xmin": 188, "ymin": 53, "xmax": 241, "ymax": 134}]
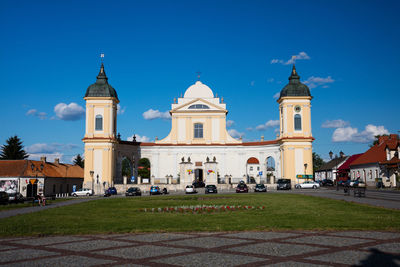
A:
[
  {"xmin": 54, "ymin": 158, "xmax": 60, "ymax": 165},
  {"xmin": 40, "ymin": 156, "xmax": 46, "ymax": 163},
  {"xmin": 378, "ymin": 135, "xmax": 389, "ymax": 144},
  {"xmin": 339, "ymin": 151, "xmax": 345, "ymax": 158},
  {"xmin": 261, "ymin": 135, "xmax": 264, "ymax": 141}
]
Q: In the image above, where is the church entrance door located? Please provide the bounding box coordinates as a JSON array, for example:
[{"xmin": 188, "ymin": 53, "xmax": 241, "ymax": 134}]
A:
[{"xmin": 195, "ymin": 168, "xmax": 204, "ymax": 183}]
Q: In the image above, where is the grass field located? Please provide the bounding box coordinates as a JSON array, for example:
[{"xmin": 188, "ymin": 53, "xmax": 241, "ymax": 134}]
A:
[
  {"xmin": 0, "ymin": 193, "xmax": 399, "ymax": 236},
  {"xmin": 0, "ymin": 198, "xmax": 73, "ymax": 212}
]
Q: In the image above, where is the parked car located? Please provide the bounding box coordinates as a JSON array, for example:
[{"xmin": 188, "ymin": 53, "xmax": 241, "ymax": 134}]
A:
[
  {"xmin": 205, "ymin": 184, "xmax": 217, "ymax": 194},
  {"xmin": 276, "ymin": 179, "xmax": 292, "ymax": 190},
  {"xmin": 321, "ymin": 179, "xmax": 334, "ymax": 186},
  {"xmin": 295, "ymin": 181, "xmax": 320, "ymax": 189},
  {"xmin": 185, "ymin": 185, "xmax": 197, "ymax": 194},
  {"xmin": 104, "ymin": 189, "xmax": 111, "ymax": 197},
  {"xmin": 149, "ymin": 186, "xmax": 162, "ymax": 195},
  {"xmin": 8, "ymin": 192, "xmax": 24, "ymax": 203},
  {"xmin": 72, "ymin": 188, "xmax": 93, "ymax": 197},
  {"xmin": 254, "ymin": 184, "xmax": 267, "ymax": 192},
  {"xmin": 0, "ymin": 192, "xmax": 9, "ymax": 204},
  {"xmin": 125, "ymin": 187, "xmax": 142, "ymax": 196},
  {"xmin": 107, "ymin": 187, "xmax": 118, "ymax": 195},
  {"xmin": 192, "ymin": 181, "xmax": 205, "ymax": 188},
  {"xmin": 350, "ymin": 179, "xmax": 366, "ymax": 188},
  {"xmin": 338, "ymin": 180, "xmax": 350, "ymax": 187},
  {"xmin": 236, "ymin": 182, "xmax": 248, "ymax": 193}
]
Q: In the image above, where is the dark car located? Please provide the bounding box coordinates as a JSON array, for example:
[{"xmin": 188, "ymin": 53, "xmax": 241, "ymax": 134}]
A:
[
  {"xmin": 321, "ymin": 179, "xmax": 334, "ymax": 186},
  {"xmin": 125, "ymin": 187, "xmax": 142, "ymax": 197},
  {"xmin": 254, "ymin": 184, "xmax": 267, "ymax": 192},
  {"xmin": 8, "ymin": 192, "xmax": 24, "ymax": 203},
  {"xmin": 0, "ymin": 192, "xmax": 9, "ymax": 204},
  {"xmin": 376, "ymin": 181, "xmax": 385, "ymax": 189},
  {"xmin": 150, "ymin": 186, "xmax": 162, "ymax": 195},
  {"xmin": 107, "ymin": 187, "xmax": 118, "ymax": 195},
  {"xmin": 205, "ymin": 184, "xmax": 218, "ymax": 194},
  {"xmin": 192, "ymin": 181, "xmax": 205, "ymax": 188},
  {"xmin": 277, "ymin": 179, "xmax": 291, "ymax": 190},
  {"xmin": 236, "ymin": 182, "xmax": 248, "ymax": 193}
]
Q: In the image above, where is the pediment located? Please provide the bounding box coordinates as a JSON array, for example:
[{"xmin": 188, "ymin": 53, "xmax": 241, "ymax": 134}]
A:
[{"xmin": 171, "ymin": 98, "xmax": 226, "ymax": 113}]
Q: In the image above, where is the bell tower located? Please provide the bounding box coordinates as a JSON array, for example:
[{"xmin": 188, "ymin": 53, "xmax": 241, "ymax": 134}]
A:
[
  {"xmin": 278, "ymin": 65, "xmax": 314, "ymax": 182},
  {"xmin": 83, "ymin": 63, "xmax": 119, "ymax": 194}
]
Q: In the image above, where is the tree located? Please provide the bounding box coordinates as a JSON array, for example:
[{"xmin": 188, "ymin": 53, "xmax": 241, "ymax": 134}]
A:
[
  {"xmin": 313, "ymin": 152, "xmax": 325, "ymax": 174},
  {"xmin": 138, "ymin": 158, "xmax": 150, "ymax": 178},
  {"xmin": 122, "ymin": 158, "xmax": 132, "ymax": 177},
  {"xmin": 73, "ymin": 154, "xmax": 84, "ymax": 168},
  {"xmin": 0, "ymin": 135, "xmax": 28, "ymax": 160},
  {"xmin": 370, "ymin": 134, "xmax": 389, "ymax": 147}
]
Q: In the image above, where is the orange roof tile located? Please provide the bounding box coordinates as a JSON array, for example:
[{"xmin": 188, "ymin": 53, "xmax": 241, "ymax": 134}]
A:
[{"xmin": 0, "ymin": 160, "xmax": 83, "ymax": 178}]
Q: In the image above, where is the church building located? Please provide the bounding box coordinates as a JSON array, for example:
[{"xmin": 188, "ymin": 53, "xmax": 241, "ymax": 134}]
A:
[{"xmin": 82, "ymin": 63, "xmax": 314, "ymax": 193}]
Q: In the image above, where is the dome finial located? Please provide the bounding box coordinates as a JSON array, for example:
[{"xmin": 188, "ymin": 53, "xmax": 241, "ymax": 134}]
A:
[{"xmin": 196, "ymin": 71, "xmax": 201, "ymax": 81}]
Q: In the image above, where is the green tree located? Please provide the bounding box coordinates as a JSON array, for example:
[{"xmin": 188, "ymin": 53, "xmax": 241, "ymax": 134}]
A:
[
  {"xmin": 138, "ymin": 158, "xmax": 150, "ymax": 178},
  {"xmin": 313, "ymin": 152, "xmax": 325, "ymax": 174},
  {"xmin": 0, "ymin": 135, "xmax": 28, "ymax": 160},
  {"xmin": 73, "ymin": 154, "xmax": 84, "ymax": 168},
  {"xmin": 370, "ymin": 134, "xmax": 389, "ymax": 147},
  {"xmin": 122, "ymin": 158, "xmax": 132, "ymax": 177}
]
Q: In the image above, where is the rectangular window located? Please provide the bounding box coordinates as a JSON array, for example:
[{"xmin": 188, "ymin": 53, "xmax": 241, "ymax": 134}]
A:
[
  {"xmin": 95, "ymin": 115, "xmax": 103, "ymax": 131},
  {"xmin": 194, "ymin": 123, "xmax": 203, "ymax": 138},
  {"xmin": 250, "ymin": 166, "xmax": 253, "ymax": 171}
]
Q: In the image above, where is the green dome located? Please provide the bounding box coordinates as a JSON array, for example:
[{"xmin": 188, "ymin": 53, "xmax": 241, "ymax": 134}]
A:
[
  {"xmin": 85, "ymin": 63, "xmax": 119, "ymax": 100},
  {"xmin": 280, "ymin": 65, "xmax": 311, "ymax": 98}
]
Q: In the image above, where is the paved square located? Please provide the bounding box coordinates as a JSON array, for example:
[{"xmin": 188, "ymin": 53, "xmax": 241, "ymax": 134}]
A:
[
  {"xmin": 117, "ymin": 233, "xmax": 192, "ymax": 242},
  {"xmin": 307, "ymin": 250, "xmax": 372, "ymax": 265},
  {"xmin": 266, "ymin": 261, "xmax": 331, "ymax": 267},
  {"xmin": 6, "ymin": 255, "xmax": 115, "ymax": 267},
  {"xmin": 49, "ymin": 239, "xmax": 135, "ymax": 251},
  {"xmin": 222, "ymin": 232, "xmax": 300, "ymax": 240},
  {"xmin": 12, "ymin": 236, "xmax": 89, "ymax": 246},
  {"xmin": 152, "ymin": 252, "xmax": 265, "ymax": 267},
  {"xmin": 228, "ymin": 242, "xmax": 322, "ymax": 257},
  {"xmin": 0, "ymin": 248, "xmax": 58, "ymax": 263},
  {"xmin": 364, "ymin": 242, "xmax": 400, "ymax": 254},
  {"xmin": 94, "ymin": 244, "xmax": 190, "ymax": 259},
  {"xmin": 330, "ymin": 231, "xmax": 400, "ymax": 240},
  {"xmin": 165, "ymin": 236, "xmax": 250, "ymax": 248},
  {"xmin": 289, "ymin": 235, "xmax": 369, "ymax": 247},
  {"xmin": 0, "ymin": 244, "xmax": 16, "ymax": 250}
]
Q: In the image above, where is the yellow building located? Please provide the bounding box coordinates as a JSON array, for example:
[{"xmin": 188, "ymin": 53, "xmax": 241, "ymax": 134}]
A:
[{"xmin": 83, "ymin": 64, "xmax": 314, "ymax": 193}]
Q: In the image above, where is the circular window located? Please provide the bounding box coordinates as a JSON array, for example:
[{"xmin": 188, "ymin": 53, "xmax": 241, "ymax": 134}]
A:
[{"xmin": 294, "ymin": 105, "xmax": 301, "ymax": 113}]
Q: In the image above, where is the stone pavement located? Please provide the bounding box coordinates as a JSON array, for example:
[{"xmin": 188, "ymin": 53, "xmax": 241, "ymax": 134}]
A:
[{"xmin": 1, "ymin": 231, "xmax": 399, "ymax": 266}]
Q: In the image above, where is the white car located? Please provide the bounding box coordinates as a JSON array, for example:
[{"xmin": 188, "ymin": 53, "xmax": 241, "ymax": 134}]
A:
[
  {"xmin": 72, "ymin": 188, "xmax": 93, "ymax": 197},
  {"xmin": 185, "ymin": 185, "xmax": 197, "ymax": 194},
  {"xmin": 295, "ymin": 181, "xmax": 320, "ymax": 189}
]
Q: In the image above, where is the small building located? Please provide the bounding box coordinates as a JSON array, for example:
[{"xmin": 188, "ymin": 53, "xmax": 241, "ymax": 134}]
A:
[
  {"xmin": 315, "ymin": 155, "xmax": 348, "ymax": 181},
  {"xmin": 0, "ymin": 157, "xmax": 83, "ymax": 197},
  {"xmin": 337, "ymin": 153, "xmax": 363, "ymax": 182},
  {"xmin": 350, "ymin": 134, "xmax": 399, "ymax": 187}
]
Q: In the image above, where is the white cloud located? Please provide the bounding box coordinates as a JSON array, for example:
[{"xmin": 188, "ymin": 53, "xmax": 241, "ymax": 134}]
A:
[
  {"xmin": 226, "ymin": 120, "xmax": 235, "ymax": 127},
  {"xmin": 332, "ymin": 124, "xmax": 389, "ymax": 143},
  {"xmin": 322, "ymin": 119, "xmax": 350, "ymax": 128},
  {"xmin": 127, "ymin": 134, "xmax": 150, "ymax": 142},
  {"xmin": 26, "ymin": 109, "xmax": 47, "ymax": 120},
  {"xmin": 271, "ymin": 52, "xmax": 310, "ymax": 65},
  {"xmin": 117, "ymin": 104, "xmax": 126, "ymax": 115},
  {"xmin": 246, "ymin": 127, "xmax": 254, "ymax": 131},
  {"xmin": 303, "ymin": 76, "xmax": 334, "ymax": 89},
  {"xmin": 142, "ymin": 109, "xmax": 171, "ymax": 120},
  {"xmin": 273, "ymin": 92, "xmax": 280, "ymax": 99},
  {"xmin": 228, "ymin": 129, "xmax": 244, "ymax": 139},
  {"xmin": 255, "ymin": 120, "xmax": 280, "ymax": 131},
  {"xmin": 28, "ymin": 152, "xmax": 65, "ymax": 163},
  {"xmin": 26, "ymin": 143, "xmax": 81, "ymax": 164},
  {"xmin": 54, "ymin": 102, "xmax": 85, "ymax": 121}
]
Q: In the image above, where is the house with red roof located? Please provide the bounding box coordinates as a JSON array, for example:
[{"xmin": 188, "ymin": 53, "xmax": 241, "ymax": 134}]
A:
[
  {"xmin": 337, "ymin": 153, "xmax": 363, "ymax": 181},
  {"xmin": 0, "ymin": 157, "xmax": 83, "ymax": 198},
  {"xmin": 349, "ymin": 134, "xmax": 400, "ymax": 187}
]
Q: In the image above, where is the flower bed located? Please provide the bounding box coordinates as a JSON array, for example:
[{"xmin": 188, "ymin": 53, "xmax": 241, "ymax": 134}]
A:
[{"xmin": 139, "ymin": 205, "xmax": 265, "ymax": 213}]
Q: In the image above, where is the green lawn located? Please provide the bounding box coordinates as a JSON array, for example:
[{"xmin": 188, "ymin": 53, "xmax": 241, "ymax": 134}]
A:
[
  {"xmin": 0, "ymin": 193, "xmax": 399, "ymax": 236},
  {"xmin": 0, "ymin": 198, "xmax": 73, "ymax": 212}
]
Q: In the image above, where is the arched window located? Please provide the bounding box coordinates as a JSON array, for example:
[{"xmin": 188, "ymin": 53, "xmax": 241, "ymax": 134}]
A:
[
  {"xmin": 294, "ymin": 114, "xmax": 302, "ymax": 131},
  {"xmin": 188, "ymin": 104, "xmax": 210, "ymax": 109},
  {"xmin": 95, "ymin": 115, "xmax": 103, "ymax": 131},
  {"xmin": 194, "ymin": 123, "xmax": 203, "ymax": 138}
]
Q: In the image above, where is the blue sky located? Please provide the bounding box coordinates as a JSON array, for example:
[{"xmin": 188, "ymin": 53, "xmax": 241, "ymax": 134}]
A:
[{"xmin": 1, "ymin": 0, "xmax": 399, "ymax": 163}]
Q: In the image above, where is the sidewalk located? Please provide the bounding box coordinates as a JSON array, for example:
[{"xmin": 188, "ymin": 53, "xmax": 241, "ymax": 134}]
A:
[{"xmin": 0, "ymin": 231, "xmax": 399, "ymax": 266}]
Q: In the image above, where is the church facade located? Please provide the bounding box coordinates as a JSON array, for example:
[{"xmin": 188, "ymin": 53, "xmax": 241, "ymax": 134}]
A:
[{"xmin": 82, "ymin": 64, "xmax": 314, "ymax": 193}]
